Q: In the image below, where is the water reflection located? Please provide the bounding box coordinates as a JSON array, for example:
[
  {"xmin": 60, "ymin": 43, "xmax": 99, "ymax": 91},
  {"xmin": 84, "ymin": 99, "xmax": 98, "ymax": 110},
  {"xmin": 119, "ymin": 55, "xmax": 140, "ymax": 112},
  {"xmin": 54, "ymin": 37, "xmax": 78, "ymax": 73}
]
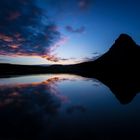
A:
[
  {"xmin": 0, "ymin": 76, "xmax": 63, "ymax": 140},
  {"xmin": 0, "ymin": 74, "xmax": 91, "ymax": 140},
  {"xmin": 0, "ymin": 74, "xmax": 140, "ymax": 140}
]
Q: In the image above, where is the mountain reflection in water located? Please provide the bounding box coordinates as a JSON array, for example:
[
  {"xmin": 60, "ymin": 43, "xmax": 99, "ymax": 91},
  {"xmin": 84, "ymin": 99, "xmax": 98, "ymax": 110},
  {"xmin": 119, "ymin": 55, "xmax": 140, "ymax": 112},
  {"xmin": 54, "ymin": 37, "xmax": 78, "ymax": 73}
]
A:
[{"xmin": 0, "ymin": 74, "xmax": 140, "ymax": 140}]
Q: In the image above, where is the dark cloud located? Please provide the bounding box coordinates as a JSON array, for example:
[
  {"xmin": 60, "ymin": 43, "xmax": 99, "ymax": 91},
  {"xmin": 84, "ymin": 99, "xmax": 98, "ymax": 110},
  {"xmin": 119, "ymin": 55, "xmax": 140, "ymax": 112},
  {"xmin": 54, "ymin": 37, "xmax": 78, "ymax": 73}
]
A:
[
  {"xmin": 65, "ymin": 26, "xmax": 85, "ymax": 33},
  {"xmin": 92, "ymin": 52, "xmax": 100, "ymax": 55},
  {"xmin": 0, "ymin": 0, "xmax": 60, "ymax": 59},
  {"xmin": 78, "ymin": 0, "xmax": 92, "ymax": 10},
  {"xmin": 83, "ymin": 53, "xmax": 101, "ymax": 62}
]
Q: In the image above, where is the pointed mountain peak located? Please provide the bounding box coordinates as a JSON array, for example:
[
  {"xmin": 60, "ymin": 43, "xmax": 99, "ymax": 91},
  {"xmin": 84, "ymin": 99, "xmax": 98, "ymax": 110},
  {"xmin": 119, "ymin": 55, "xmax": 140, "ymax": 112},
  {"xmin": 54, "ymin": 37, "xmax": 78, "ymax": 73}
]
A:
[
  {"xmin": 110, "ymin": 34, "xmax": 137, "ymax": 52},
  {"xmin": 116, "ymin": 34, "xmax": 136, "ymax": 44},
  {"xmin": 93, "ymin": 33, "xmax": 140, "ymax": 67}
]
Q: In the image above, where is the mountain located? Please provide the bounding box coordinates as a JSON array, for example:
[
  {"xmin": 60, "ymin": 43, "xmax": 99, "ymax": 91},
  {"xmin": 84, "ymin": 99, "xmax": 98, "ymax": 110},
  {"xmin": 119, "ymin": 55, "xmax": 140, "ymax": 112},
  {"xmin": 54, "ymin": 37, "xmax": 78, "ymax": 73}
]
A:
[
  {"xmin": 79, "ymin": 34, "xmax": 140, "ymax": 67},
  {"xmin": 73, "ymin": 33, "xmax": 140, "ymax": 77},
  {"xmin": 94, "ymin": 34, "xmax": 140, "ymax": 66}
]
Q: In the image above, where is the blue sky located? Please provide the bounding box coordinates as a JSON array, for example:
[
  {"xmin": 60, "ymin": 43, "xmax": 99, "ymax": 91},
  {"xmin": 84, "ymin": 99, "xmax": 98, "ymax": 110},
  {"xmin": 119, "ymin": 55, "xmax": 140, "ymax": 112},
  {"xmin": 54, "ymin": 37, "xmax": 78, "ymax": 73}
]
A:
[{"xmin": 0, "ymin": 0, "xmax": 140, "ymax": 65}]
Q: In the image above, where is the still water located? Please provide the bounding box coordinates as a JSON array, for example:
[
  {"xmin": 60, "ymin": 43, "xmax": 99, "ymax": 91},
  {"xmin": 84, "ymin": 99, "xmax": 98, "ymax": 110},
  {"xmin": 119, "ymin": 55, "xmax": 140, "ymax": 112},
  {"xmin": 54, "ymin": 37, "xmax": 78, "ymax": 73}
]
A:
[{"xmin": 0, "ymin": 74, "xmax": 140, "ymax": 140}]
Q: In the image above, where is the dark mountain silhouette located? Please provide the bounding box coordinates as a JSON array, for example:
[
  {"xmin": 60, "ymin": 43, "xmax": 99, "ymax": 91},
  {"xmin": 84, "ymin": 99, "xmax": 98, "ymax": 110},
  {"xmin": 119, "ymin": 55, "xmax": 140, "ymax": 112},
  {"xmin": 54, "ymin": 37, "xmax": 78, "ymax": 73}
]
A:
[
  {"xmin": 77, "ymin": 34, "xmax": 140, "ymax": 72},
  {"xmin": 95, "ymin": 34, "xmax": 140, "ymax": 65},
  {"xmin": 0, "ymin": 33, "xmax": 140, "ymax": 104}
]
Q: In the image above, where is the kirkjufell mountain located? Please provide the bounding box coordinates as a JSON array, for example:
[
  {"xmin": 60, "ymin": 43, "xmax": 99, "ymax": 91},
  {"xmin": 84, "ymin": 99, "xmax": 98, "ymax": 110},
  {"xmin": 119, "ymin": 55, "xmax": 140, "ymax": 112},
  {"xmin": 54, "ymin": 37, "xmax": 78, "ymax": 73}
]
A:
[
  {"xmin": 80, "ymin": 34, "xmax": 140, "ymax": 70},
  {"xmin": 94, "ymin": 34, "xmax": 140, "ymax": 65}
]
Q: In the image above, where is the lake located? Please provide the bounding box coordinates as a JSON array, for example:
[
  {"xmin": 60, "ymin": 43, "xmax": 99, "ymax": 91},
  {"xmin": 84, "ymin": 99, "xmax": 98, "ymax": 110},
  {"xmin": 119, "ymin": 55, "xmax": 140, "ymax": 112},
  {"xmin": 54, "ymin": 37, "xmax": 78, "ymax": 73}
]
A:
[{"xmin": 0, "ymin": 74, "xmax": 140, "ymax": 140}]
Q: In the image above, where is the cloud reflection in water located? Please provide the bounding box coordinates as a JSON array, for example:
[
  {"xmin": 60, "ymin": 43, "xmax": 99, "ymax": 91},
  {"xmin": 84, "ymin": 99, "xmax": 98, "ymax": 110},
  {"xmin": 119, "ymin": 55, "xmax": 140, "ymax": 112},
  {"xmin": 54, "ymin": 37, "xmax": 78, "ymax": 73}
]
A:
[{"xmin": 0, "ymin": 74, "xmax": 92, "ymax": 140}]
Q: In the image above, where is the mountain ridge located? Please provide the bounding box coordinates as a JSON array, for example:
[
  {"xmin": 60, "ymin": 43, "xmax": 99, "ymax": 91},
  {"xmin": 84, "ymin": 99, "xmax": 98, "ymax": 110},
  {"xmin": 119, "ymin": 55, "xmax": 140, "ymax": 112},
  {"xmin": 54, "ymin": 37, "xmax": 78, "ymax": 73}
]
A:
[{"xmin": 0, "ymin": 33, "xmax": 140, "ymax": 75}]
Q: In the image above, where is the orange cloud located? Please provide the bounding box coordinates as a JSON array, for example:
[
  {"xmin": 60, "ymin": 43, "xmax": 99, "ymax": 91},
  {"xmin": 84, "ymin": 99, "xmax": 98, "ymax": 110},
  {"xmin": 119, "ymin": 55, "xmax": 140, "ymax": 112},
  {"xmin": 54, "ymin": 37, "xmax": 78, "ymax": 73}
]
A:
[
  {"xmin": 42, "ymin": 55, "xmax": 59, "ymax": 62},
  {"xmin": 0, "ymin": 34, "xmax": 13, "ymax": 42},
  {"xmin": 0, "ymin": 32, "xmax": 69, "ymax": 63},
  {"xmin": 10, "ymin": 44, "xmax": 21, "ymax": 49}
]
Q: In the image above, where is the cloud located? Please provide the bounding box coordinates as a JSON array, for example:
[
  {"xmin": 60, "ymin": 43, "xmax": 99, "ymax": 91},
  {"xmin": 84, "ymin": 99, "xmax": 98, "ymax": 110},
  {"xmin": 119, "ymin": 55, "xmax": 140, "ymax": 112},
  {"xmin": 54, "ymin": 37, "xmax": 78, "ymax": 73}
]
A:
[
  {"xmin": 78, "ymin": 0, "xmax": 92, "ymax": 10},
  {"xmin": 42, "ymin": 36, "xmax": 69, "ymax": 62},
  {"xmin": 65, "ymin": 26, "xmax": 85, "ymax": 33},
  {"xmin": 92, "ymin": 52, "xmax": 100, "ymax": 55},
  {"xmin": 46, "ymin": 37, "xmax": 68, "ymax": 54},
  {"xmin": 0, "ymin": 0, "xmax": 60, "ymax": 61},
  {"xmin": 80, "ymin": 52, "xmax": 101, "ymax": 62}
]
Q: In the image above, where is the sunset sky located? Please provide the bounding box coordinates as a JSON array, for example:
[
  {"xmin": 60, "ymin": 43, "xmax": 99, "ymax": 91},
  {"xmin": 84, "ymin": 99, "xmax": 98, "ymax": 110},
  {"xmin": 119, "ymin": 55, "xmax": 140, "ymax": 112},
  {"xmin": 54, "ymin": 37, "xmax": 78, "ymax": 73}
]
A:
[{"xmin": 0, "ymin": 0, "xmax": 140, "ymax": 65}]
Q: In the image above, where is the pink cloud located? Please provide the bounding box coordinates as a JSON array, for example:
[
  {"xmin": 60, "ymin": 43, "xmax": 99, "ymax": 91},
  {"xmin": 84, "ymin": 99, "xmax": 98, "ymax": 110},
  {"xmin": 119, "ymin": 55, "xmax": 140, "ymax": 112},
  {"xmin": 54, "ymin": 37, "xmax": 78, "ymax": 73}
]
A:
[{"xmin": 42, "ymin": 37, "xmax": 69, "ymax": 62}]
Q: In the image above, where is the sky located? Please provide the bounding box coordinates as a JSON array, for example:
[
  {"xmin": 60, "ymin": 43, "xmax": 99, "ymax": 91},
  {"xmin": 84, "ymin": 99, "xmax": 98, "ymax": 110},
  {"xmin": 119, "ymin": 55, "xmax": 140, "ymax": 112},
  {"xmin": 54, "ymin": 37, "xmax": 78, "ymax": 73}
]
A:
[{"xmin": 0, "ymin": 0, "xmax": 140, "ymax": 65}]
